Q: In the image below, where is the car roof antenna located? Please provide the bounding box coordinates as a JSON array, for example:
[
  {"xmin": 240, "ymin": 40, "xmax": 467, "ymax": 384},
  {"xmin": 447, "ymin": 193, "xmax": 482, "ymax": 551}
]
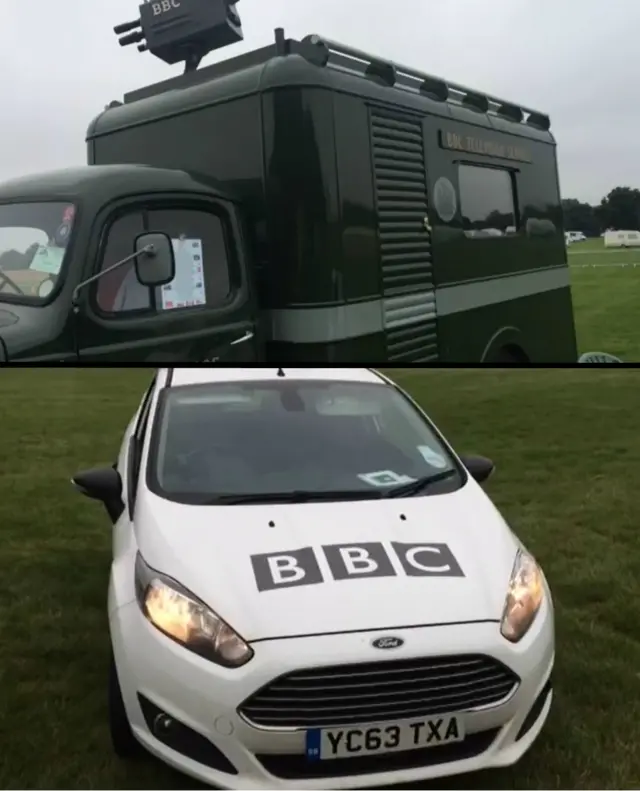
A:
[{"xmin": 277, "ymin": 368, "xmax": 286, "ymax": 377}]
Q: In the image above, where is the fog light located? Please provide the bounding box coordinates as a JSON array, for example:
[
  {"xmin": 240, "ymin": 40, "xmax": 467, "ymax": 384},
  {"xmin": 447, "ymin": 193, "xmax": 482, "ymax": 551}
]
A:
[{"xmin": 153, "ymin": 713, "xmax": 174, "ymax": 736}]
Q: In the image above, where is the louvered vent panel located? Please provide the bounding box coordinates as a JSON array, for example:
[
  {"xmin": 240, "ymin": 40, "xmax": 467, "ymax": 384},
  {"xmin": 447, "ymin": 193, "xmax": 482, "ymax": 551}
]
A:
[
  {"xmin": 370, "ymin": 108, "xmax": 438, "ymax": 361},
  {"xmin": 383, "ymin": 293, "xmax": 438, "ymax": 362}
]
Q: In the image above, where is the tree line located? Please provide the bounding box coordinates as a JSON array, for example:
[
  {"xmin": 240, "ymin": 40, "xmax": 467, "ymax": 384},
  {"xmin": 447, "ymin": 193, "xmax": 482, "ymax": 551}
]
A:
[{"xmin": 562, "ymin": 187, "xmax": 640, "ymax": 236}]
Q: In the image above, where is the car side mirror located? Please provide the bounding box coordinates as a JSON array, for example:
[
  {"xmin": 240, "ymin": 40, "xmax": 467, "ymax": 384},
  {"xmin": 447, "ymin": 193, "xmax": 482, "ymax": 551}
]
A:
[
  {"xmin": 72, "ymin": 466, "xmax": 122, "ymax": 501},
  {"xmin": 460, "ymin": 455, "xmax": 495, "ymax": 484},
  {"xmin": 134, "ymin": 232, "xmax": 175, "ymax": 288},
  {"xmin": 72, "ymin": 466, "xmax": 125, "ymax": 523}
]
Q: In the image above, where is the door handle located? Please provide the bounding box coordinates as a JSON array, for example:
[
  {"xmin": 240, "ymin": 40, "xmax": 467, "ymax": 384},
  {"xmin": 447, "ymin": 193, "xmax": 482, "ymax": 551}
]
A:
[
  {"xmin": 230, "ymin": 331, "xmax": 254, "ymax": 346},
  {"xmin": 202, "ymin": 331, "xmax": 255, "ymax": 362}
]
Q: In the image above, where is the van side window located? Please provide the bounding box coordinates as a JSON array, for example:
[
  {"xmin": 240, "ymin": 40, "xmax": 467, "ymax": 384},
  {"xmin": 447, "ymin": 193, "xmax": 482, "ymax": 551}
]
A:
[
  {"xmin": 95, "ymin": 207, "xmax": 231, "ymax": 315},
  {"xmin": 148, "ymin": 209, "xmax": 231, "ymax": 311},
  {"xmin": 458, "ymin": 165, "xmax": 517, "ymax": 239},
  {"xmin": 96, "ymin": 212, "xmax": 145, "ymax": 313}
]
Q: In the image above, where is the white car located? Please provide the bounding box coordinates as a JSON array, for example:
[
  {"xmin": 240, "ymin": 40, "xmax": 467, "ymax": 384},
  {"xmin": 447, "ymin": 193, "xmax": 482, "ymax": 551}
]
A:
[
  {"xmin": 73, "ymin": 367, "xmax": 554, "ymax": 790},
  {"xmin": 565, "ymin": 231, "xmax": 586, "ymax": 245}
]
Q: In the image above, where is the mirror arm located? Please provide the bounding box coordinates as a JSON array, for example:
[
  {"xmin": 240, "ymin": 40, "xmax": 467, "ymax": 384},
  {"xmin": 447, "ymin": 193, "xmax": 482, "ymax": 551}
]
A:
[
  {"xmin": 230, "ymin": 330, "xmax": 254, "ymax": 346},
  {"xmin": 71, "ymin": 244, "xmax": 155, "ymax": 312}
]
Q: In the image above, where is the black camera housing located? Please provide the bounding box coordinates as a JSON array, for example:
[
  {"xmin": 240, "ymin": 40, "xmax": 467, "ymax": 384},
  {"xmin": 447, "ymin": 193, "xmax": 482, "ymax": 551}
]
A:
[{"xmin": 115, "ymin": 0, "xmax": 243, "ymax": 72}]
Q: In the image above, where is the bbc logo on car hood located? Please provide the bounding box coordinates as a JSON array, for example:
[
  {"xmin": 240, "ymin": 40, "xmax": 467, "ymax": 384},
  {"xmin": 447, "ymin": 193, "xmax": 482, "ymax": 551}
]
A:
[{"xmin": 250, "ymin": 542, "xmax": 465, "ymax": 592}]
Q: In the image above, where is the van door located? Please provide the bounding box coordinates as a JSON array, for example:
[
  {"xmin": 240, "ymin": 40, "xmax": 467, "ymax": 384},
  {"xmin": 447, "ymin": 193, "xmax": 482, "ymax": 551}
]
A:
[{"xmin": 75, "ymin": 198, "xmax": 261, "ymax": 362}]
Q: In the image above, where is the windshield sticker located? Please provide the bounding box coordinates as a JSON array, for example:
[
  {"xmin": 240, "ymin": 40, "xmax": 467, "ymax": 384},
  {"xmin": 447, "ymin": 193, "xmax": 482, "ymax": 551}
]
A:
[
  {"xmin": 358, "ymin": 470, "xmax": 416, "ymax": 488},
  {"xmin": 160, "ymin": 237, "xmax": 206, "ymax": 311},
  {"xmin": 251, "ymin": 542, "xmax": 465, "ymax": 591},
  {"xmin": 29, "ymin": 244, "xmax": 65, "ymax": 275},
  {"xmin": 417, "ymin": 445, "xmax": 448, "ymax": 469}
]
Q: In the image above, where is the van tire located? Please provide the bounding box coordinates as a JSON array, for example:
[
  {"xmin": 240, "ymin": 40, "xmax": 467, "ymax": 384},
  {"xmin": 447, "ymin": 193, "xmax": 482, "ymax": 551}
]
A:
[
  {"xmin": 486, "ymin": 345, "xmax": 527, "ymax": 364},
  {"xmin": 109, "ymin": 651, "xmax": 143, "ymax": 760}
]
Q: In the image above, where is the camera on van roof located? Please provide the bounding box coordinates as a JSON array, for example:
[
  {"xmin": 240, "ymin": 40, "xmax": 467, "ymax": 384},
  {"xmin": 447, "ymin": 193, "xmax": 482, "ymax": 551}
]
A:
[{"xmin": 114, "ymin": 0, "xmax": 243, "ymax": 72}]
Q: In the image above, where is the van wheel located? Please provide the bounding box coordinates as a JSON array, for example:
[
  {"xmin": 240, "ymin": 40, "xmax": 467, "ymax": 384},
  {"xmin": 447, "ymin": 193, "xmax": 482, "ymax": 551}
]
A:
[
  {"xmin": 109, "ymin": 651, "xmax": 143, "ymax": 759},
  {"xmin": 487, "ymin": 346, "xmax": 526, "ymax": 364}
]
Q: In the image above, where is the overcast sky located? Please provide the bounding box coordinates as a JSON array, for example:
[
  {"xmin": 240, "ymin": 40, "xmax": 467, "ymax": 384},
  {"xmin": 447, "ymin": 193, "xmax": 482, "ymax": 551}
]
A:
[{"xmin": 1, "ymin": 0, "xmax": 636, "ymax": 205}]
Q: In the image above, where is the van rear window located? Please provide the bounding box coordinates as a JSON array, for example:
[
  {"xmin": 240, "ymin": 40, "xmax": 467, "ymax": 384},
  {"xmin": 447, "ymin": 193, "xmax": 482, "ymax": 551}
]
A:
[{"xmin": 458, "ymin": 165, "xmax": 517, "ymax": 239}]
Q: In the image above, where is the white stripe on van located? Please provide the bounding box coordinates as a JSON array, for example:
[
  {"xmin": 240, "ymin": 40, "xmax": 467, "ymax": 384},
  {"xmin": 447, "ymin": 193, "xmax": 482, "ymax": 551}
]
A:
[{"xmin": 266, "ymin": 266, "xmax": 570, "ymax": 344}]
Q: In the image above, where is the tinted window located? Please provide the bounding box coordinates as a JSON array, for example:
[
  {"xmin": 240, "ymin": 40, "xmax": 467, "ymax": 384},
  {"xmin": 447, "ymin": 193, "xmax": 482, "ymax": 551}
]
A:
[
  {"xmin": 459, "ymin": 165, "xmax": 516, "ymax": 238},
  {"xmin": 0, "ymin": 202, "xmax": 76, "ymax": 304},
  {"xmin": 147, "ymin": 380, "xmax": 462, "ymax": 504},
  {"xmin": 96, "ymin": 207, "xmax": 231, "ymax": 315}
]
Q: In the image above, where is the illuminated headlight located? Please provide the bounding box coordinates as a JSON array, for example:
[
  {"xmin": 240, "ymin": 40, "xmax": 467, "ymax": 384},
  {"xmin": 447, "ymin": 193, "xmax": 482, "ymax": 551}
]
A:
[
  {"xmin": 134, "ymin": 553, "xmax": 253, "ymax": 668},
  {"xmin": 500, "ymin": 549, "xmax": 545, "ymax": 643}
]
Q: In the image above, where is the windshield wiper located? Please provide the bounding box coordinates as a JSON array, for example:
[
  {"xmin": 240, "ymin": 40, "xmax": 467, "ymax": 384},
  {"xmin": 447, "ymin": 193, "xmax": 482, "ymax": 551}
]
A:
[
  {"xmin": 206, "ymin": 489, "xmax": 385, "ymax": 505},
  {"xmin": 383, "ymin": 469, "xmax": 457, "ymax": 499}
]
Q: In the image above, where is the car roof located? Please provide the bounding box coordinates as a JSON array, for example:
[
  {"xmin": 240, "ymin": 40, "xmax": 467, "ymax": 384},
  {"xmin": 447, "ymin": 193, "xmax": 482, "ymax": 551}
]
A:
[
  {"xmin": 165, "ymin": 367, "xmax": 387, "ymax": 387},
  {"xmin": 0, "ymin": 164, "xmax": 234, "ymax": 204}
]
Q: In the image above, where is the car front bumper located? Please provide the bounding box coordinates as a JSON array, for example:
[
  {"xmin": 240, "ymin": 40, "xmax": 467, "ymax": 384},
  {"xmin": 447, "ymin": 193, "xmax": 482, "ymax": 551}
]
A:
[{"xmin": 110, "ymin": 599, "xmax": 554, "ymax": 790}]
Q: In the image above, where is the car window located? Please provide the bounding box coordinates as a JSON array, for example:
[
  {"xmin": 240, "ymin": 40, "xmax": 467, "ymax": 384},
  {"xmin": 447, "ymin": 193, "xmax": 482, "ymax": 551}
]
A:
[
  {"xmin": 147, "ymin": 380, "xmax": 462, "ymax": 503},
  {"xmin": 95, "ymin": 207, "xmax": 231, "ymax": 315},
  {"xmin": 0, "ymin": 202, "xmax": 76, "ymax": 305}
]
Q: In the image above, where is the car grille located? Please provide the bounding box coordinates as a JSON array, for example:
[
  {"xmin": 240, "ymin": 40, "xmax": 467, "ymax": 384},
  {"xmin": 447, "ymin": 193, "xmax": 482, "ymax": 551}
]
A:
[{"xmin": 239, "ymin": 654, "xmax": 519, "ymax": 729}]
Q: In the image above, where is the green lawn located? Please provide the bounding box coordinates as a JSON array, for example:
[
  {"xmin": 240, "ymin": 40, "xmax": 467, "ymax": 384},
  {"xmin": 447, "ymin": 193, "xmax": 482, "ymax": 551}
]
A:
[
  {"xmin": 569, "ymin": 238, "xmax": 640, "ymax": 359},
  {"xmin": 1, "ymin": 367, "xmax": 640, "ymax": 789}
]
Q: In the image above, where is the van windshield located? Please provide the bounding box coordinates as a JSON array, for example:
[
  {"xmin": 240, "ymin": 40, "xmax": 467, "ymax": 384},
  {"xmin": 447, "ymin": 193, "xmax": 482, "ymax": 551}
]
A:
[
  {"xmin": 0, "ymin": 202, "xmax": 76, "ymax": 304},
  {"xmin": 147, "ymin": 379, "xmax": 463, "ymax": 504}
]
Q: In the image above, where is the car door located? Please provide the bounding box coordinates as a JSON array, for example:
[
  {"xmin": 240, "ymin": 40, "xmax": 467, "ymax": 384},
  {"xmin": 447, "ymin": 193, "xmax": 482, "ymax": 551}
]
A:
[{"xmin": 76, "ymin": 197, "xmax": 262, "ymax": 362}]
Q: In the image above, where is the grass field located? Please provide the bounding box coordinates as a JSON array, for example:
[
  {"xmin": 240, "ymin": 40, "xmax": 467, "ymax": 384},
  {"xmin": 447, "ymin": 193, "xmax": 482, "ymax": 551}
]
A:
[
  {"xmin": 1, "ymin": 367, "xmax": 640, "ymax": 790},
  {"xmin": 568, "ymin": 237, "xmax": 640, "ymax": 359}
]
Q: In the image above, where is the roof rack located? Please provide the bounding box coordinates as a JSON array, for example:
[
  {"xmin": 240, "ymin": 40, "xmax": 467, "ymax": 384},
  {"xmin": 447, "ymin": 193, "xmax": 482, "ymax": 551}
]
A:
[
  {"xmin": 121, "ymin": 27, "xmax": 551, "ymax": 131},
  {"xmin": 295, "ymin": 32, "xmax": 550, "ymax": 131}
]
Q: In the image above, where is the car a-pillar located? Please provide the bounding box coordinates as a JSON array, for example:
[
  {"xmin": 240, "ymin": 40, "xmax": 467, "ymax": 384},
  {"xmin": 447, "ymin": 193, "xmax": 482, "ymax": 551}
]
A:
[{"xmin": 481, "ymin": 327, "xmax": 530, "ymax": 364}]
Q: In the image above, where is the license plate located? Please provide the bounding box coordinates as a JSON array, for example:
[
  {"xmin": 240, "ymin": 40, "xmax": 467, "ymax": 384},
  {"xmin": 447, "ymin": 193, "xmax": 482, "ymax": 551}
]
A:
[{"xmin": 305, "ymin": 714, "xmax": 465, "ymax": 761}]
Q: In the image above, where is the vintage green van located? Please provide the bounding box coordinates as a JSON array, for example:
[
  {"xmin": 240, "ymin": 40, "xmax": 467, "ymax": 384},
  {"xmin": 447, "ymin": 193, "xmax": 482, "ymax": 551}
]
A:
[{"xmin": 0, "ymin": 28, "xmax": 577, "ymax": 363}]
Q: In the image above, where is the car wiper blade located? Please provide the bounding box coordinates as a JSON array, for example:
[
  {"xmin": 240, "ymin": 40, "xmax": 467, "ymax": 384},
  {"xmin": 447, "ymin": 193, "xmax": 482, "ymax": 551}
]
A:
[
  {"xmin": 209, "ymin": 489, "xmax": 385, "ymax": 505},
  {"xmin": 383, "ymin": 469, "xmax": 457, "ymax": 498}
]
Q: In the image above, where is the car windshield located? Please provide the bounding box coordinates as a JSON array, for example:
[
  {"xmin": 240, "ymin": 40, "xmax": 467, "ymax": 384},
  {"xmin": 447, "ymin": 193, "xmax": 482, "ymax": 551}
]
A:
[
  {"xmin": 147, "ymin": 379, "xmax": 463, "ymax": 504},
  {"xmin": 0, "ymin": 202, "xmax": 76, "ymax": 304}
]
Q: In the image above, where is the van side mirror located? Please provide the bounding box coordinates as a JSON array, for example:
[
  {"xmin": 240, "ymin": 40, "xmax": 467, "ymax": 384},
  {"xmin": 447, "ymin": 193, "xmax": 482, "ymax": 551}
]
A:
[
  {"xmin": 134, "ymin": 232, "xmax": 175, "ymax": 287},
  {"xmin": 460, "ymin": 455, "xmax": 495, "ymax": 484},
  {"xmin": 71, "ymin": 232, "xmax": 176, "ymax": 311}
]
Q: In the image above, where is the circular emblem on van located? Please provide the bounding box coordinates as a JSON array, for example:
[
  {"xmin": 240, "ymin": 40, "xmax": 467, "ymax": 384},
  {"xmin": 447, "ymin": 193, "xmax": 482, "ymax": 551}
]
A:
[
  {"xmin": 371, "ymin": 636, "xmax": 404, "ymax": 650},
  {"xmin": 433, "ymin": 177, "xmax": 457, "ymax": 223}
]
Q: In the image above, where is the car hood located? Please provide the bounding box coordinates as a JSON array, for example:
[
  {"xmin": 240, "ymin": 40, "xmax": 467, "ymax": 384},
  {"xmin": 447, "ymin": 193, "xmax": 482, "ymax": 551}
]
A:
[{"xmin": 136, "ymin": 483, "xmax": 520, "ymax": 641}]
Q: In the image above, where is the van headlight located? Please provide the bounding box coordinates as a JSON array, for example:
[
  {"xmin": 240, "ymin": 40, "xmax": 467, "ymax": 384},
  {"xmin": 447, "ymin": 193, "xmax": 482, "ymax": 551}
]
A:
[
  {"xmin": 500, "ymin": 549, "xmax": 545, "ymax": 643},
  {"xmin": 135, "ymin": 553, "xmax": 253, "ymax": 668}
]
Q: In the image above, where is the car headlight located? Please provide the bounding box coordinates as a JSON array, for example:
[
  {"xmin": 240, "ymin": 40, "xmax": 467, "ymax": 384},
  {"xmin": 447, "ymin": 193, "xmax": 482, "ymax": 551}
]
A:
[
  {"xmin": 134, "ymin": 553, "xmax": 253, "ymax": 668},
  {"xmin": 500, "ymin": 549, "xmax": 545, "ymax": 643}
]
